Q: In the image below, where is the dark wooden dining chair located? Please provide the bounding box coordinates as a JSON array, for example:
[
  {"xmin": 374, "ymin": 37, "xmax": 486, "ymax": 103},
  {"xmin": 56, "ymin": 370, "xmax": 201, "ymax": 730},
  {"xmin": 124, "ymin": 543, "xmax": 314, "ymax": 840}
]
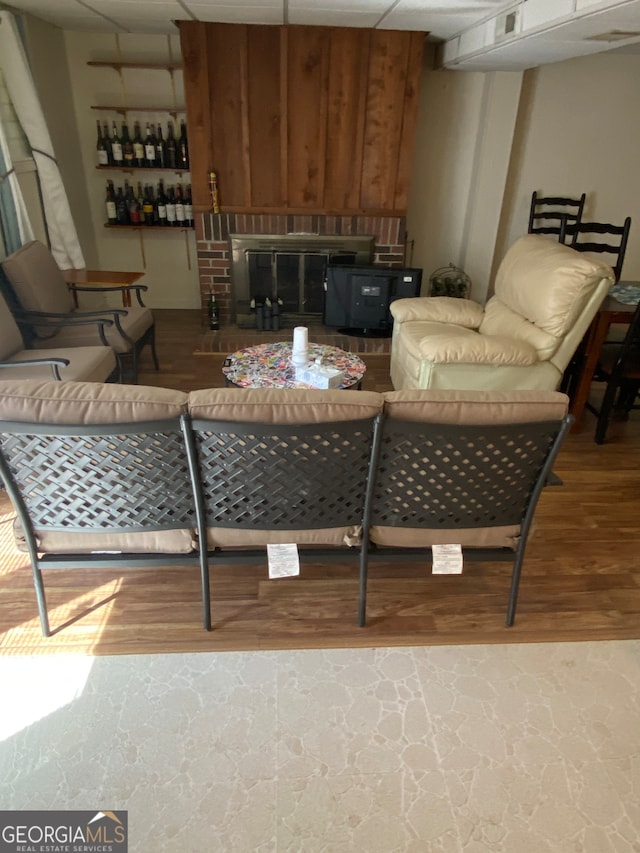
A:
[
  {"xmin": 569, "ymin": 217, "xmax": 631, "ymax": 282},
  {"xmin": 528, "ymin": 191, "xmax": 586, "ymax": 243},
  {"xmin": 589, "ymin": 299, "xmax": 640, "ymax": 444}
]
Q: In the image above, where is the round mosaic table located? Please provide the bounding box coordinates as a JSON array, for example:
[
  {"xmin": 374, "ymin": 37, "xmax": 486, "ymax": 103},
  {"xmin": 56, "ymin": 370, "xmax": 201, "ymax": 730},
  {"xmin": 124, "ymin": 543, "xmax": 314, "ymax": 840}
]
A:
[{"xmin": 222, "ymin": 342, "xmax": 367, "ymax": 389}]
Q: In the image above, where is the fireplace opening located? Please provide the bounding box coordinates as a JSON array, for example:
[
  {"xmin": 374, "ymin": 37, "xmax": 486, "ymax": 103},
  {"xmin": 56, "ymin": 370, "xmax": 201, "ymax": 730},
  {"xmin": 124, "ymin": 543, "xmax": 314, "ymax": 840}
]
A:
[{"xmin": 230, "ymin": 234, "xmax": 375, "ymax": 327}]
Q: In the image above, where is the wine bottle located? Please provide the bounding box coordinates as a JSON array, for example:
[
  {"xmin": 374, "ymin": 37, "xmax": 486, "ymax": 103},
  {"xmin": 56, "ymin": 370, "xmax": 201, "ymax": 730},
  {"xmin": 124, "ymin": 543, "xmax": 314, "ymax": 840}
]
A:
[
  {"xmin": 96, "ymin": 119, "xmax": 109, "ymax": 166},
  {"xmin": 144, "ymin": 124, "xmax": 156, "ymax": 168},
  {"xmin": 165, "ymin": 185, "xmax": 177, "ymax": 225},
  {"xmin": 208, "ymin": 289, "xmax": 220, "ymax": 330},
  {"xmin": 156, "ymin": 181, "xmax": 167, "ymax": 225},
  {"xmin": 111, "ymin": 122, "xmax": 123, "ymax": 166},
  {"xmin": 175, "ymin": 183, "xmax": 185, "ymax": 226},
  {"xmin": 136, "ymin": 181, "xmax": 145, "ymax": 223},
  {"xmin": 155, "ymin": 125, "xmax": 166, "ymax": 168},
  {"xmin": 127, "ymin": 182, "xmax": 141, "ymax": 224},
  {"xmin": 166, "ymin": 121, "xmax": 177, "ymax": 169},
  {"xmin": 133, "ymin": 121, "xmax": 145, "ymax": 167},
  {"xmin": 105, "ymin": 180, "xmax": 117, "ymax": 224},
  {"xmin": 115, "ymin": 186, "xmax": 129, "ymax": 224},
  {"xmin": 184, "ymin": 184, "xmax": 193, "ymax": 227},
  {"xmin": 142, "ymin": 185, "xmax": 155, "ymax": 225},
  {"xmin": 103, "ymin": 122, "xmax": 113, "ymax": 165},
  {"xmin": 179, "ymin": 120, "xmax": 189, "ymax": 169},
  {"xmin": 121, "ymin": 123, "xmax": 134, "ymax": 165}
]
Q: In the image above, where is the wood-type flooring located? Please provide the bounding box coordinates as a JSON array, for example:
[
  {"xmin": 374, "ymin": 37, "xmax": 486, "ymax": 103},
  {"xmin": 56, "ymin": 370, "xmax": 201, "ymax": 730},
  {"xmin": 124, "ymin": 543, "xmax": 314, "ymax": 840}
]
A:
[{"xmin": 1, "ymin": 309, "xmax": 638, "ymax": 655}]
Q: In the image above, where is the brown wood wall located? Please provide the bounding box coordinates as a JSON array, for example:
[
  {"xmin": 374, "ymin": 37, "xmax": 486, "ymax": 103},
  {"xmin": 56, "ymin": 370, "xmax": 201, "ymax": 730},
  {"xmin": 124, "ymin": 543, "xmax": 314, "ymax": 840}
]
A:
[{"xmin": 179, "ymin": 22, "xmax": 425, "ymax": 217}]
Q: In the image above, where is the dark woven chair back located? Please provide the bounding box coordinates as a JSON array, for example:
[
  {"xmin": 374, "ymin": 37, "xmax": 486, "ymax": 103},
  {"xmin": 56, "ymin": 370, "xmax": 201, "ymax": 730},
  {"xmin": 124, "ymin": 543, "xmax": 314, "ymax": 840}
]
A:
[
  {"xmin": 362, "ymin": 416, "xmax": 572, "ymax": 627},
  {"xmin": 188, "ymin": 417, "xmax": 377, "ymax": 532},
  {"xmin": 0, "ymin": 416, "xmax": 202, "ymax": 636},
  {"xmin": 528, "ymin": 191, "xmax": 586, "ymax": 243}
]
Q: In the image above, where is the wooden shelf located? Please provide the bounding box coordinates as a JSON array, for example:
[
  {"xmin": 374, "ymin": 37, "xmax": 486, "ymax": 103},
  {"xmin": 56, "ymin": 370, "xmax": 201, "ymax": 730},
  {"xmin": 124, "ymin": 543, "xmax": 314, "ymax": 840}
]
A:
[
  {"xmin": 91, "ymin": 105, "xmax": 186, "ymax": 115},
  {"xmin": 104, "ymin": 223, "xmax": 194, "ymax": 231},
  {"xmin": 97, "ymin": 166, "xmax": 190, "ymax": 175},
  {"xmin": 88, "ymin": 61, "xmax": 183, "ymax": 71}
]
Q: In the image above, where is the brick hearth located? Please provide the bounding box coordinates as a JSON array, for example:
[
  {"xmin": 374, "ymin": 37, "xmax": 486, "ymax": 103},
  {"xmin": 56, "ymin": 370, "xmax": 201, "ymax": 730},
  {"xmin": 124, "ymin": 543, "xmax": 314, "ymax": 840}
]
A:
[{"xmin": 195, "ymin": 212, "xmax": 407, "ymax": 326}]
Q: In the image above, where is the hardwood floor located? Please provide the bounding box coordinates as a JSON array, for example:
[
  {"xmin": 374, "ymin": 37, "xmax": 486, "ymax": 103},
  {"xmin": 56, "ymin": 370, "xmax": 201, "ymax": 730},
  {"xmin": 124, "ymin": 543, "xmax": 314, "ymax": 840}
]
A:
[{"xmin": 1, "ymin": 309, "xmax": 639, "ymax": 655}]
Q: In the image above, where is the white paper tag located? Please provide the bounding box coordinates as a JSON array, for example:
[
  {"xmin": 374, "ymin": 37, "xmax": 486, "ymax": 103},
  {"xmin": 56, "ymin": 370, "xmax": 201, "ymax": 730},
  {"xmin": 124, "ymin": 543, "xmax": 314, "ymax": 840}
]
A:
[
  {"xmin": 267, "ymin": 543, "xmax": 300, "ymax": 578},
  {"xmin": 431, "ymin": 543, "xmax": 463, "ymax": 574}
]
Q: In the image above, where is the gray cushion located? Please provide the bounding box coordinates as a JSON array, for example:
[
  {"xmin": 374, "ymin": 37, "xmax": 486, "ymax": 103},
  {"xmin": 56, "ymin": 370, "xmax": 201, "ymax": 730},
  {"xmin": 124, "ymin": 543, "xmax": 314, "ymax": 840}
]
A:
[
  {"xmin": 0, "ymin": 293, "xmax": 25, "ymax": 360},
  {"xmin": 2, "ymin": 240, "xmax": 75, "ymax": 321}
]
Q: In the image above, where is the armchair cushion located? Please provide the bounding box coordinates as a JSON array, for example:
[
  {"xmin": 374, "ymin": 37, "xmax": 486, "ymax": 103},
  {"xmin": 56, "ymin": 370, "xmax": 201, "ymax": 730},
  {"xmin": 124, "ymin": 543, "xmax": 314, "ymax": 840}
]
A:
[
  {"xmin": 479, "ymin": 298, "xmax": 558, "ymax": 360},
  {"xmin": 418, "ymin": 332, "xmax": 538, "ymax": 366},
  {"xmin": 390, "ymin": 296, "xmax": 484, "ymax": 327},
  {"xmin": 2, "ymin": 240, "xmax": 74, "ymax": 335},
  {"xmin": 494, "ymin": 233, "xmax": 615, "ymax": 337},
  {"xmin": 31, "ymin": 305, "xmax": 153, "ymax": 354}
]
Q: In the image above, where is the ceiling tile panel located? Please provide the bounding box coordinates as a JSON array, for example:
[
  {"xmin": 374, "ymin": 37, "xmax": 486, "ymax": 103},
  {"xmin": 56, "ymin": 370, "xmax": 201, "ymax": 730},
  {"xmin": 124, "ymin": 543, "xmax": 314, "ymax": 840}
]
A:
[{"xmin": 185, "ymin": 4, "xmax": 283, "ymax": 23}]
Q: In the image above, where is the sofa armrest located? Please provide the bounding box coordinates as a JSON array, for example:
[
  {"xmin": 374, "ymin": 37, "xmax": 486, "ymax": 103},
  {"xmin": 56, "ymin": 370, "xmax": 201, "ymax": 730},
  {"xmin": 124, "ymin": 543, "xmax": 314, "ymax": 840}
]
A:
[
  {"xmin": 391, "ymin": 296, "xmax": 484, "ymax": 328},
  {"xmin": 418, "ymin": 334, "xmax": 539, "ymax": 366}
]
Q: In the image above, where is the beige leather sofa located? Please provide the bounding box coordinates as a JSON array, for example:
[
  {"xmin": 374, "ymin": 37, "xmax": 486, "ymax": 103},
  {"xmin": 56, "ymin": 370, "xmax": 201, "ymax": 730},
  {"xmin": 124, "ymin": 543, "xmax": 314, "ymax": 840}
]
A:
[{"xmin": 389, "ymin": 234, "xmax": 615, "ymax": 391}]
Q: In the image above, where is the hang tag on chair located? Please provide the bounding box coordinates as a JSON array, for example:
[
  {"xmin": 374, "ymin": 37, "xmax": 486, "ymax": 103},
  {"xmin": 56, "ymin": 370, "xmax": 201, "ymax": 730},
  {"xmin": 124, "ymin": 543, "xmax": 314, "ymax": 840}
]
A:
[
  {"xmin": 431, "ymin": 544, "xmax": 463, "ymax": 574},
  {"xmin": 267, "ymin": 543, "xmax": 300, "ymax": 578}
]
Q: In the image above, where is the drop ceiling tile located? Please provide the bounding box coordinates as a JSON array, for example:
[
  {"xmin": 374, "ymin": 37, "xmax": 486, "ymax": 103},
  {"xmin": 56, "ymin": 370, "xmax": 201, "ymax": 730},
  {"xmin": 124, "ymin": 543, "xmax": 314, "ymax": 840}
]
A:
[
  {"xmin": 288, "ymin": 9, "xmax": 384, "ymax": 27},
  {"xmin": 186, "ymin": 4, "xmax": 283, "ymax": 24},
  {"xmin": 289, "ymin": 0, "xmax": 390, "ymax": 9},
  {"xmin": 85, "ymin": 0, "xmax": 184, "ymax": 12}
]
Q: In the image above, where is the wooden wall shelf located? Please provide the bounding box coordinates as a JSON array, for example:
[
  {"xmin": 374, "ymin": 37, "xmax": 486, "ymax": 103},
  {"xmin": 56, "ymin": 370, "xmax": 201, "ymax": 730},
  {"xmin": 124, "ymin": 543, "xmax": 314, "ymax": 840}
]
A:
[
  {"xmin": 104, "ymin": 224, "xmax": 194, "ymax": 231},
  {"xmin": 97, "ymin": 166, "xmax": 189, "ymax": 175},
  {"xmin": 88, "ymin": 61, "xmax": 183, "ymax": 71}
]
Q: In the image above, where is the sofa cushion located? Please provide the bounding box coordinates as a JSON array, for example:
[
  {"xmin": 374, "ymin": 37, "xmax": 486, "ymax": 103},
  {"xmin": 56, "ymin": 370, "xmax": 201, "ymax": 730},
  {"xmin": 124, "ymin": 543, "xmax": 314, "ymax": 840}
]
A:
[
  {"xmin": 14, "ymin": 525, "xmax": 196, "ymax": 556},
  {"xmin": 381, "ymin": 388, "xmax": 569, "ymax": 423},
  {"xmin": 2, "ymin": 240, "xmax": 75, "ymax": 324},
  {"xmin": 0, "ymin": 380, "xmax": 188, "ymax": 423},
  {"xmin": 205, "ymin": 527, "xmax": 361, "ymax": 548},
  {"xmin": 479, "ymin": 297, "xmax": 559, "ymax": 360},
  {"xmin": 369, "ymin": 525, "xmax": 521, "ymax": 550},
  {"xmin": 494, "ymin": 234, "xmax": 615, "ymax": 338},
  {"xmin": 188, "ymin": 387, "xmax": 384, "ymax": 422}
]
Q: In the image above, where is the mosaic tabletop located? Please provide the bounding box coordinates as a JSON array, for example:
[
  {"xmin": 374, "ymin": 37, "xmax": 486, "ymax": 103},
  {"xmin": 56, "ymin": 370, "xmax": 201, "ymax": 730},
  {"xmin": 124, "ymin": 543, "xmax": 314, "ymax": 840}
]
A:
[{"xmin": 222, "ymin": 341, "xmax": 367, "ymax": 389}]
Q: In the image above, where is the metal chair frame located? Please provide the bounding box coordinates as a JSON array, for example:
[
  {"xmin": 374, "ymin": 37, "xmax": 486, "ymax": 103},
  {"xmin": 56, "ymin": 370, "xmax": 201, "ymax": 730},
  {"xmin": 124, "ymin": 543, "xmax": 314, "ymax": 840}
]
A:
[
  {"xmin": 0, "ymin": 415, "xmax": 205, "ymax": 636},
  {"xmin": 359, "ymin": 414, "xmax": 574, "ymax": 627}
]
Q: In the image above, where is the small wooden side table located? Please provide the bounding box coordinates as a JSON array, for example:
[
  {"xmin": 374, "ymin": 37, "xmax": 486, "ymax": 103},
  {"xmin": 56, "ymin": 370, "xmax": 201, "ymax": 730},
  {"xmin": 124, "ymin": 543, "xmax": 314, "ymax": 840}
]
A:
[
  {"xmin": 63, "ymin": 269, "xmax": 144, "ymax": 308},
  {"xmin": 569, "ymin": 291, "xmax": 638, "ymax": 430}
]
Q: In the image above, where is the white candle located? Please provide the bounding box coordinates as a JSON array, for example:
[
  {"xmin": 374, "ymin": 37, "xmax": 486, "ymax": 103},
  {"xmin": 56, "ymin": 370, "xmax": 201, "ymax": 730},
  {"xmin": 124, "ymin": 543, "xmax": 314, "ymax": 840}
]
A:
[
  {"xmin": 292, "ymin": 326, "xmax": 309, "ymax": 366},
  {"xmin": 292, "ymin": 326, "xmax": 308, "ymax": 352}
]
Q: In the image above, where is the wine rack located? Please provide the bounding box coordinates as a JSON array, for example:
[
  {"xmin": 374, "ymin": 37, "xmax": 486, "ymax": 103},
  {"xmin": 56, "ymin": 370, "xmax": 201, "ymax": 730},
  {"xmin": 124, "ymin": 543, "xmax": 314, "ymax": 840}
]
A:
[{"xmin": 90, "ymin": 57, "xmax": 195, "ymax": 252}]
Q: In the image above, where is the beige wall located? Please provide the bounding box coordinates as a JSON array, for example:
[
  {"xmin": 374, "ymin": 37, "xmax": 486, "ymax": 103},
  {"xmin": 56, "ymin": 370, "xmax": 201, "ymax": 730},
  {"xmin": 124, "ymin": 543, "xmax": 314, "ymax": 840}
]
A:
[
  {"xmin": 498, "ymin": 51, "xmax": 640, "ymax": 281},
  {"xmin": 408, "ymin": 49, "xmax": 640, "ymax": 303}
]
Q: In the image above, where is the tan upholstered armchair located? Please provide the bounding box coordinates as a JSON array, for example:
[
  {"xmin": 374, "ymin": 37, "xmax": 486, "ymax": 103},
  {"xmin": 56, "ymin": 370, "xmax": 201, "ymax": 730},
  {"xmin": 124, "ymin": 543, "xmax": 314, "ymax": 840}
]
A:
[
  {"xmin": 390, "ymin": 234, "xmax": 615, "ymax": 391},
  {"xmin": 2, "ymin": 240, "xmax": 158, "ymax": 383}
]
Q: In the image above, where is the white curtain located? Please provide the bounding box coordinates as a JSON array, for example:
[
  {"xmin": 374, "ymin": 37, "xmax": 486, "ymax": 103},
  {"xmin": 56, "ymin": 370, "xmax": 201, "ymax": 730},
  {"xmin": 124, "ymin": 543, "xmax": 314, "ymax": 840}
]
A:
[
  {"xmin": 0, "ymin": 10, "xmax": 85, "ymax": 268},
  {"xmin": 0, "ymin": 113, "xmax": 34, "ymax": 256}
]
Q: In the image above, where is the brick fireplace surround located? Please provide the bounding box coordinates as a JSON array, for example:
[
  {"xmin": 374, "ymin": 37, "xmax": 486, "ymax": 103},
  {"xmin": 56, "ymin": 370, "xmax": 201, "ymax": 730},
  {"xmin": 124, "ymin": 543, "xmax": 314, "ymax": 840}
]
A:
[{"xmin": 195, "ymin": 212, "xmax": 408, "ymax": 326}]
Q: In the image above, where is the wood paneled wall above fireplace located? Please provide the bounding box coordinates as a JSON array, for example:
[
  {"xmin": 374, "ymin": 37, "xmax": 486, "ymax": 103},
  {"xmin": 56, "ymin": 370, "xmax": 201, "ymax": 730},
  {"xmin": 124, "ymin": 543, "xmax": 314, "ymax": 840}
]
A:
[{"xmin": 179, "ymin": 22, "xmax": 425, "ymax": 217}]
